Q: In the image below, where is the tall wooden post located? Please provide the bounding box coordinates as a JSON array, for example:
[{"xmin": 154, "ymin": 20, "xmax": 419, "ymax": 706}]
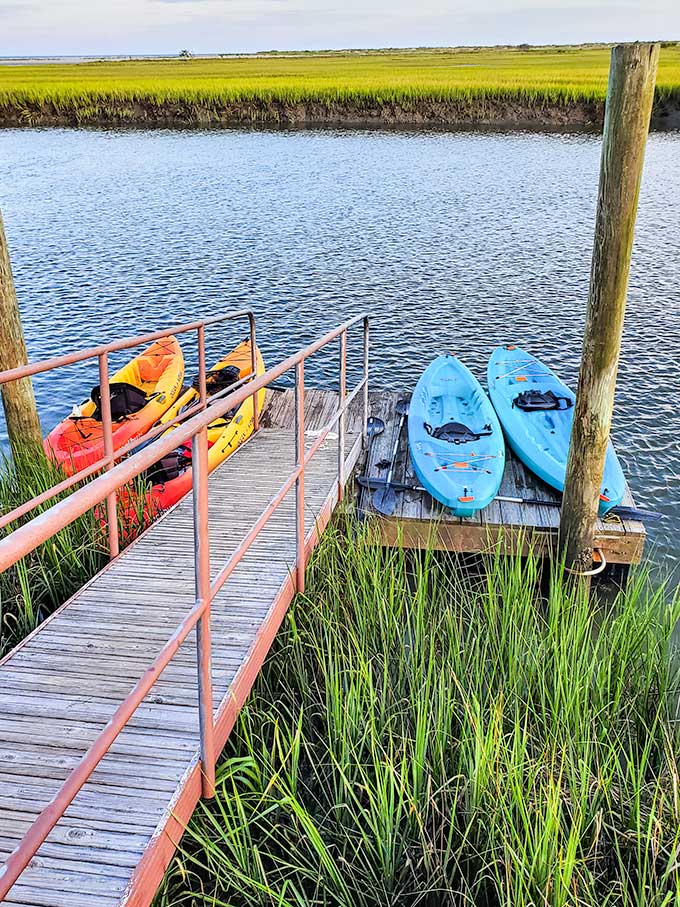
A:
[
  {"xmin": 0, "ymin": 211, "xmax": 42, "ymax": 455},
  {"xmin": 560, "ymin": 43, "xmax": 659, "ymax": 571}
]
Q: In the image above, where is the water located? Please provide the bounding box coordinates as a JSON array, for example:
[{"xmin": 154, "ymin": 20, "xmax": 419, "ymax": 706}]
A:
[{"xmin": 0, "ymin": 127, "xmax": 678, "ymax": 568}]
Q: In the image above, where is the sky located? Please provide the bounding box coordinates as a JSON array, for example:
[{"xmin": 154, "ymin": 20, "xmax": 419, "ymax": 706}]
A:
[{"xmin": 1, "ymin": 0, "xmax": 678, "ymax": 57}]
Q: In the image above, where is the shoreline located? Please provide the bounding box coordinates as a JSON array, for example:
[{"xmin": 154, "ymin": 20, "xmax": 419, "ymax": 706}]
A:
[{"xmin": 3, "ymin": 96, "xmax": 680, "ymax": 130}]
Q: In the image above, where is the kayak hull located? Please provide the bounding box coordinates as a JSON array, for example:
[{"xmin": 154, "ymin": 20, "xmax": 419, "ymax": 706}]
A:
[
  {"xmin": 408, "ymin": 355, "xmax": 505, "ymax": 517},
  {"xmin": 487, "ymin": 345, "xmax": 626, "ymax": 515},
  {"xmin": 44, "ymin": 336, "xmax": 184, "ymax": 476}
]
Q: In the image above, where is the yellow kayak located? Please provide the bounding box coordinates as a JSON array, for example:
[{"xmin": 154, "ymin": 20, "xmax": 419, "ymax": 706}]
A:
[{"xmin": 147, "ymin": 338, "xmax": 265, "ymax": 509}]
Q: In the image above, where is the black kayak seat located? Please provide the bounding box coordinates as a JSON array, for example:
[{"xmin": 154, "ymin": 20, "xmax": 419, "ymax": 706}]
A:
[
  {"xmin": 90, "ymin": 381, "xmax": 149, "ymax": 422},
  {"xmin": 513, "ymin": 389, "xmax": 573, "ymax": 412}
]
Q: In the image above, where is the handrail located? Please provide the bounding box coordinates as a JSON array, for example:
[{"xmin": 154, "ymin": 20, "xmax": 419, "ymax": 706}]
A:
[
  {"xmin": 0, "ymin": 309, "xmax": 258, "ymax": 553},
  {"xmin": 0, "ymin": 310, "xmax": 256, "ymax": 384},
  {"xmin": 0, "ymin": 312, "xmax": 369, "ymax": 899},
  {"xmin": 208, "ymin": 375, "xmax": 365, "ymax": 602},
  {"xmin": 0, "ymin": 367, "xmax": 257, "ymax": 532},
  {"xmin": 0, "ymin": 314, "xmax": 365, "ymax": 572}
]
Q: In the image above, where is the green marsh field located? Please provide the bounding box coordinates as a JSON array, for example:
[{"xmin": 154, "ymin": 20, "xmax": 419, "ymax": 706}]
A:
[
  {"xmin": 1, "ymin": 45, "xmax": 679, "ymax": 125},
  {"xmin": 157, "ymin": 521, "xmax": 680, "ymax": 907}
]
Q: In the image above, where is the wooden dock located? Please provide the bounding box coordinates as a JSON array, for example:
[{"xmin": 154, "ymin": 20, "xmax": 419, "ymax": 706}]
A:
[
  {"xmin": 0, "ymin": 385, "xmax": 646, "ymax": 906},
  {"xmin": 358, "ymin": 392, "xmax": 645, "ymax": 565},
  {"xmin": 0, "ymin": 389, "xmax": 362, "ymax": 907}
]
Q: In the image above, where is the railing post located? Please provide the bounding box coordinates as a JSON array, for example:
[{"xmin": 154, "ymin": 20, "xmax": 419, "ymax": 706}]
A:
[
  {"xmin": 337, "ymin": 330, "xmax": 347, "ymax": 501},
  {"xmin": 192, "ymin": 424, "xmax": 216, "ymax": 798},
  {"xmin": 197, "ymin": 324, "xmax": 207, "ymax": 409},
  {"xmin": 294, "ymin": 360, "xmax": 305, "ymax": 594},
  {"xmin": 98, "ymin": 352, "xmax": 119, "ymax": 560},
  {"xmin": 249, "ymin": 312, "xmax": 259, "ymax": 431},
  {"xmin": 362, "ymin": 316, "xmax": 369, "ymax": 446}
]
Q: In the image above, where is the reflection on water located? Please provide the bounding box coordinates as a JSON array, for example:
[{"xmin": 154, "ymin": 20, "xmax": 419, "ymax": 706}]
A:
[{"xmin": 0, "ymin": 126, "xmax": 678, "ymax": 567}]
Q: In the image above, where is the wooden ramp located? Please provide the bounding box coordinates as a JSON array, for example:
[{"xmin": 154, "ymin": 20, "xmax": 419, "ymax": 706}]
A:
[
  {"xmin": 358, "ymin": 392, "xmax": 645, "ymax": 565},
  {"xmin": 0, "ymin": 389, "xmax": 361, "ymax": 907}
]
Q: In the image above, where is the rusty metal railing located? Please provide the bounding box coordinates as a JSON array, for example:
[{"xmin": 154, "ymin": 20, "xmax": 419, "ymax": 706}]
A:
[
  {"xmin": 0, "ymin": 312, "xmax": 369, "ymax": 898},
  {"xmin": 0, "ymin": 309, "xmax": 259, "ymax": 558}
]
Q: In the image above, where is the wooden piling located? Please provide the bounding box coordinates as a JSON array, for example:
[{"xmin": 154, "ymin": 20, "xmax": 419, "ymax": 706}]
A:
[
  {"xmin": 0, "ymin": 210, "xmax": 42, "ymax": 454},
  {"xmin": 560, "ymin": 43, "xmax": 659, "ymax": 571}
]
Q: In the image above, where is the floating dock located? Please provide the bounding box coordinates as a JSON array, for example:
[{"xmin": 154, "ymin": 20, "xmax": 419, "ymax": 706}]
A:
[
  {"xmin": 358, "ymin": 392, "xmax": 645, "ymax": 565},
  {"xmin": 0, "ymin": 388, "xmax": 362, "ymax": 907}
]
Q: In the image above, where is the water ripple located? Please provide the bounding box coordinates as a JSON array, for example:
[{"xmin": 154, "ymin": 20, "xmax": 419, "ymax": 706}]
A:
[{"xmin": 0, "ymin": 126, "xmax": 678, "ymax": 567}]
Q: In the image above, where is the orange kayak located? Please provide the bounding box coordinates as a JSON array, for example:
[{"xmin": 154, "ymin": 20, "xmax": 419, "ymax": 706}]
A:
[{"xmin": 44, "ymin": 336, "xmax": 184, "ymax": 476}]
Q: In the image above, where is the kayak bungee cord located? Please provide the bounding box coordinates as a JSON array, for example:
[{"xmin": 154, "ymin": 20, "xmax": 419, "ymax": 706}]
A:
[
  {"xmin": 434, "ymin": 464, "xmax": 493, "ymax": 474},
  {"xmin": 423, "ymin": 450, "xmax": 499, "ymax": 473},
  {"xmin": 494, "ymin": 367, "xmax": 553, "ymax": 381},
  {"xmin": 423, "ymin": 451, "xmax": 499, "ymax": 462}
]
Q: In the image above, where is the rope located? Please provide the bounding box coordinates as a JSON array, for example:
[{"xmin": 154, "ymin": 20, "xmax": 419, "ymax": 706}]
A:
[{"xmin": 565, "ymin": 548, "xmax": 607, "ymax": 577}]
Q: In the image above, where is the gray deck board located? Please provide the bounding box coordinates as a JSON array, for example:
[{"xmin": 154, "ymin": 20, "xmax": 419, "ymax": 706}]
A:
[{"xmin": 0, "ymin": 389, "xmax": 362, "ymax": 907}]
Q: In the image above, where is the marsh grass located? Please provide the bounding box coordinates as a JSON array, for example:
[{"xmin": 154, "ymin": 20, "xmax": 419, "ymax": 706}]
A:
[
  {"xmin": 158, "ymin": 519, "xmax": 680, "ymax": 906},
  {"xmin": 0, "ymin": 447, "xmax": 151, "ymax": 656},
  {"xmin": 1, "ymin": 46, "xmax": 679, "ymax": 120}
]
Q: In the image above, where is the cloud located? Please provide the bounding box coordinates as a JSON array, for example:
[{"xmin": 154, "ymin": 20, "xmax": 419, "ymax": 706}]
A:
[
  {"xmin": 154, "ymin": 0, "xmax": 290, "ymax": 4},
  {"xmin": 3, "ymin": 0, "xmax": 679, "ymax": 56},
  {"xmin": 0, "ymin": 2, "xmax": 35, "ymax": 16}
]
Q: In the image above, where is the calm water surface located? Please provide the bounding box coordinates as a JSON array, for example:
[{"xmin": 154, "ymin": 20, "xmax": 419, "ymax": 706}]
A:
[{"xmin": 0, "ymin": 127, "xmax": 678, "ymax": 567}]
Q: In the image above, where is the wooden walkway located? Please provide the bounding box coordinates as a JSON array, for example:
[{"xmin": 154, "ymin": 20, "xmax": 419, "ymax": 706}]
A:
[
  {"xmin": 0, "ymin": 389, "xmax": 361, "ymax": 907},
  {"xmin": 358, "ymin": 392, "xmax": 645, "ymax": 564}
]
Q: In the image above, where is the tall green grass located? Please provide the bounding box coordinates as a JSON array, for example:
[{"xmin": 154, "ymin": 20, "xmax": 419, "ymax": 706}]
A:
[
  {"xmin": 158, "ymin": 520, "xmax": 680, "ymax": 906},
  {"xmin": 0, "ymin": 448, "xmax": 150, "ymax": 657},
  {"xmin": 1, "ymin": 46, "xmax": 679, "ymax": 121}
]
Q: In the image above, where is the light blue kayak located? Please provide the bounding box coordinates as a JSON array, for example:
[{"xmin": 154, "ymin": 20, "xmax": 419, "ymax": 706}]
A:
[
  {"xmin": 408, "ymin": 355, "xmax": 505, "ymax": 517},
  {"xmin": 487, "ymin": 345, "xmax": 626, "ymax": 515}
]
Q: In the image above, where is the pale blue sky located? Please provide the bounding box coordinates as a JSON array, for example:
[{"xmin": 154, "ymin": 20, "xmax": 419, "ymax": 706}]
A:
[{"xmin": 2, "ymin": 0, "xmax": 678, "ymax": 57}]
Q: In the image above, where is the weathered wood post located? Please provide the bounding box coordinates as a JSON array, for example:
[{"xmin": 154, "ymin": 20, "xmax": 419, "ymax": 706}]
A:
[
  {"xmin": 560, "ymin": 43, "xmax": 659, "ymax": 571},
  {"xmin": 0, "ymin": 210, "xmax": 42, "ymax": 454}
]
